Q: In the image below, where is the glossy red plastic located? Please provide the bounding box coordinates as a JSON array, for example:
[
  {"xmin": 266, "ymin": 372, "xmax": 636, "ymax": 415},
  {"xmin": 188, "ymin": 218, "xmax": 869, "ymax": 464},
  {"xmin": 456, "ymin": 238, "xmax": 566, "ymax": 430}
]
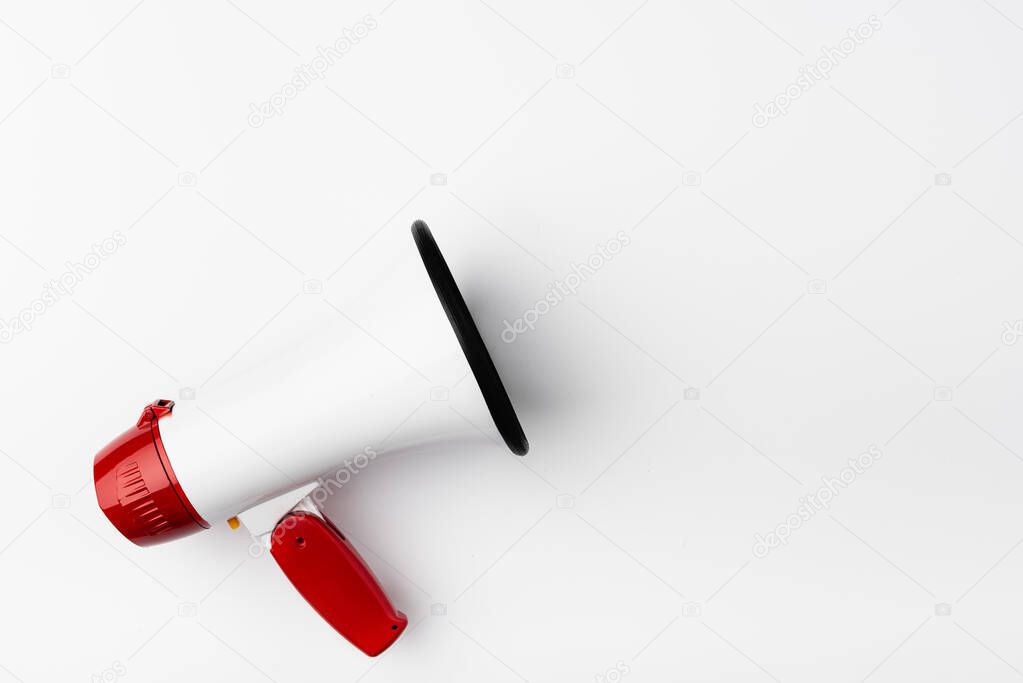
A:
[
  {"xmin": 270, "ymin": 512, "xmax": 408, "ymax": 656},
  {"xmin": 94, "ymin": 400, "xmax": 209, "ymax": 546}
]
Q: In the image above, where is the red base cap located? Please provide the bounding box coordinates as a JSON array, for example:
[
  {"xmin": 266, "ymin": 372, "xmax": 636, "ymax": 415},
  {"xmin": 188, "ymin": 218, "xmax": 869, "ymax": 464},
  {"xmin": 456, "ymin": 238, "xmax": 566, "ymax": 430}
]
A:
[{"xmin": 93, "ymin": 400, "xmax": 208, "ymax": 546}]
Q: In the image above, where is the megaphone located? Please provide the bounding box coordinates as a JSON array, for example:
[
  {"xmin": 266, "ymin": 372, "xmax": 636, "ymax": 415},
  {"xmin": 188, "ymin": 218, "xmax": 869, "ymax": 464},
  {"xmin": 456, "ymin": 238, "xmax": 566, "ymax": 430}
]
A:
[{"xmin": 92, "ymin": 221, "xmax": 528, "ymax": 656}]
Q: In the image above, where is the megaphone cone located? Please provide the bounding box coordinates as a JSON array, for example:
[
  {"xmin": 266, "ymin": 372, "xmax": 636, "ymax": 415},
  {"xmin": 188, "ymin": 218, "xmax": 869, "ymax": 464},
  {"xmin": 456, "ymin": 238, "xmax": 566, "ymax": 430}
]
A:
[{"xmin": 92, "ymin": 221, "xmax": 528, "ymax": 655}]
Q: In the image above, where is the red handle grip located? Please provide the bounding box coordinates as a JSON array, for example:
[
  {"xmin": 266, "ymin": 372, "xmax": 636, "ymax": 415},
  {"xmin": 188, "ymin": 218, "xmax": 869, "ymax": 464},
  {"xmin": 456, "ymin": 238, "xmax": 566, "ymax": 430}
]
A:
[{"xmin": 270, "ymin": 512, "xmax": 408, "ymax": 656}]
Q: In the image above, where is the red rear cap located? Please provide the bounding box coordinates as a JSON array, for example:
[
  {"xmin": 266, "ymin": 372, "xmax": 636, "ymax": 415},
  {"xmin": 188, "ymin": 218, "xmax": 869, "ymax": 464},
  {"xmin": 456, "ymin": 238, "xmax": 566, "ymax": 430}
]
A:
[{"xmin": 93, "ymin": 400, "xmax": 208, "ymax": 546}]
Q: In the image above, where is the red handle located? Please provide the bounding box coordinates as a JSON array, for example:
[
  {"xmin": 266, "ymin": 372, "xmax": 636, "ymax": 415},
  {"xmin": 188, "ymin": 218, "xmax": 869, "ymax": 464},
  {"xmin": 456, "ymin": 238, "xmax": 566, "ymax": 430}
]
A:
[{"xmin": 270, "ymin": 512, "xmax": 408, "ymax": 656}]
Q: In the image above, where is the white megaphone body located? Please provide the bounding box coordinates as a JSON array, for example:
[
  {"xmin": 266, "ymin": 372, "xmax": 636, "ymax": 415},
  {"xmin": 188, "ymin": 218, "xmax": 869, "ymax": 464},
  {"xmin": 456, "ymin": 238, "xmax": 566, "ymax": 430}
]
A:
[{"xmin": 92, "ymin": 222, "xmax": 528, "ymax": 656}]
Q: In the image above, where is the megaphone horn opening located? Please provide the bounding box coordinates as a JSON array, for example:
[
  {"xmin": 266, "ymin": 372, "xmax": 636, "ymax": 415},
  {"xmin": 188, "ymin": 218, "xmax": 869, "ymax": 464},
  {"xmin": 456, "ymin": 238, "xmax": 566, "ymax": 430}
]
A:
[{"xmin": 412, "ymin": 220, "xmax": 529, "ymax": 456}]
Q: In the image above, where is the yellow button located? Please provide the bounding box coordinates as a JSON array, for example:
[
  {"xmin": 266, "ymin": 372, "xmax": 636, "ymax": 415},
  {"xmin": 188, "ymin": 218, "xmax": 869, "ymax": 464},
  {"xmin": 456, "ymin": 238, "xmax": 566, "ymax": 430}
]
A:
[{"xmin": 227, "ymin": 516, "xmax": 240, "ymax": 530}]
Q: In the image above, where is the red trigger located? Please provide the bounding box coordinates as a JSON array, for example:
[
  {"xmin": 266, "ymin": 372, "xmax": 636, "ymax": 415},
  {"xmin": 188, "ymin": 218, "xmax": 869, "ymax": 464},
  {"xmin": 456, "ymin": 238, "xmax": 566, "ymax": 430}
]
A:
[{"xmin": 270, "ymin": 512, "xmax": 408, "ymax": 656}]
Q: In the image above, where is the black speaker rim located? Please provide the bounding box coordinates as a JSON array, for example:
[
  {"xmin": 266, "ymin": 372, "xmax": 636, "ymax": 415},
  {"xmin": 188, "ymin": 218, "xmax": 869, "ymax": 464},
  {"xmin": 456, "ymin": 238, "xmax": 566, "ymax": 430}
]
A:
[{"xmin": 411, "ymin": 220, "xmax": 529, "ymax": 456}]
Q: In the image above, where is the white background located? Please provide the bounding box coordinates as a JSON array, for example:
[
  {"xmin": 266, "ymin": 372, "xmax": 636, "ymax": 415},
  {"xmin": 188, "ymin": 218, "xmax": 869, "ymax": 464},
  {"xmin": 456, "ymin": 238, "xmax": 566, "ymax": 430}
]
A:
[{"xmin": 2, "ymin": 1, "xmax": 1023, "ymax": 681}]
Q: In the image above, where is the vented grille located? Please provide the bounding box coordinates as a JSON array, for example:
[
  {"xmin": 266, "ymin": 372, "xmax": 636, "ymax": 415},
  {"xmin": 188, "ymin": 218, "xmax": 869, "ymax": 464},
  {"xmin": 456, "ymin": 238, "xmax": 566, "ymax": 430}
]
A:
[{"xmin": 116, "ymin": 461, "xmax": 172, "ymax": 535}]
